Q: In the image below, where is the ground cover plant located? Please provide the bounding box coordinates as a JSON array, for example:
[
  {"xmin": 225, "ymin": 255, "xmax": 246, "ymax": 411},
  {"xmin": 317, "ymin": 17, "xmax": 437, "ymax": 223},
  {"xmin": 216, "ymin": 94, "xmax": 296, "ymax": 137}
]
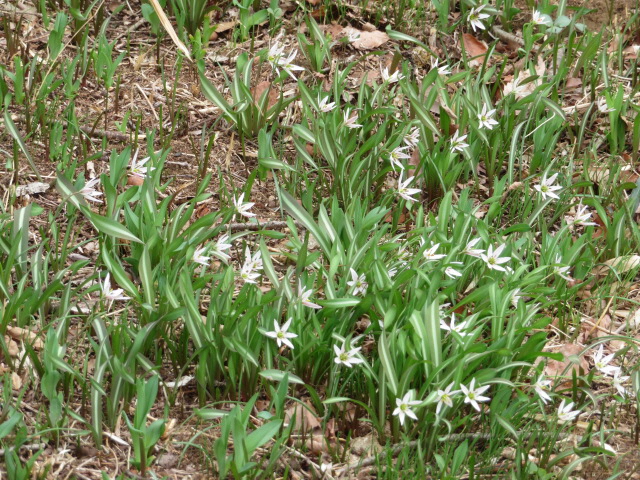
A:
[{"xmin": 1, "ymin": 0, "xmax": 640, "ymax": 478}]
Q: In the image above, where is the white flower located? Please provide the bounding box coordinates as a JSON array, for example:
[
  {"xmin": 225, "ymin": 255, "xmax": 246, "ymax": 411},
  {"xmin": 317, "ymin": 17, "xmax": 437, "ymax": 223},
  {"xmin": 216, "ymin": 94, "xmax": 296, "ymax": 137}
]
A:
[
  {"xmin": 440, "ymin": 313, "xmax": 471, "ymax": 336},
  {"xmin": 450, "ymin": 131, "xmax": 469, "ymax": 153},
  {"xmin": 404, "ymin": 127, "xmax": 420, "ymax": 147},
  {"xmin": 264, "ymin": 318, "xmax": 297, "ymax": 349},
  {"xmin": 480, "ymin": 244, "xmax": 510, "ymax": 271},
  {"xmin": 462, "ymin": 238, "xmax": 484, "ymax": 258},
  {"xmin": 597, "ymin": 97, "xmax": 615, "ymax": 114},
  {"xmin": 192, "ymin": 247, "xmax": 210, "ymax": 266},
  {"xmin": 468, "ymin": 4, "xmax": 490, "ymax": 31},
  {"xmin": 445, "ymin": 266, "xmax": 462, "ymax": 279},
  {"xmin": 298, "ymin": 281, "xmax": 322, "ymax": 309},
  {"xmin": 318, "ymin": 96, "xmax": 336, "ymax": 113},
  {"xmin": 477, "ymin": 104, "xmax": 498, "ymax": 130},
  {"xmin": 553, "ymin": 254, "xmax": 572, "ymax": 281},
  {"xmin": 567, "ymin": 203, "xmax": 597, "ymax": 227},
  {"xmin": 267, "ymin": 42, "xmax": 286, "ymax": 65},
  {"xmin": 267, "ymin": 42, "xmax": 304, "ymax": 79},
  {"xmin": 436, "ymin": 382, "xmax": 459, "ymax": 415},
  {"xmin": 243, "ymin": 246, "xmax": 263, "ymax": 272},
  {"xmin": 592, "ymin": 345, "xmax": 620, "ymax": 376},
  {"xmin": 392, "ymin": 391, "xmax": 421, "ymax": 426},
  {"xmin": 240, "ymin": 268, "xmax": 261, "ymax": 283},
  {"xmin": 343, "ymin": 110, "xmax": 362, "ymax": 129},
  {"xmin": 534, "ymin": 173, "xmax": 562, "ymax": 201},
  {"xmin": 423, "ymin": 243, "xmax": 446, "ymax": 262},
  {"xmin": 240, "ymin": 247, "xmax": 262, "ymax": 284},
  {"xmin": 381, "ymin": 67, "xmax": 404, "ymax": 84},
  {"xmin": 130, "ymin": 150, "xmax": 155, "ymax": 178},
  {"xmin": 557, "ymin": 399, "xmax": 580, "ymax": 423},
  {"xmin": 277, "ymin": 49, "xmax": 305, "ymax": 79},
  {"xmin": 102, "ymin": 273, "xmax": 130, "ymax": 304},
  {"xmin": 333, "ymin": 343, "xmax": 365, "ymax": 368},
  {"xmin": 612, "ymin": 371, "xmax": 631, "ymax": 397},
  {"xmin": 397, "ymin": 174, "xmax": 421, "ymax": 203},
  {"xmin": 431, "ymin": 58, "xmax": 451, "ymax": 75},
  {"xmin": 533, "ymin": 375, "xmax": 552, "ymax": 404},
  {"xmin": 211, "ymin": 235, "xmax": 232, "ymax": 264},
  {"xmin": 388, "ymin": 146, "xmax": 412, "ymax": 170},
  {"xmin": 320, "ymin": 463, "xmax": 333, "ymax": 475},
  {"xmin": 460, "ymin": 378, "xmax": 491, "ymax": 412},
  {"xmin": 511, "ymin": 288, "xmax": 523, "ymax": 307},
  {"xmin": 532, "ymin": 10, "xmax": 552, "ymax": 26},
  {"xmin": 347, "ymin": 268, "xmax": 368, "ymax": 296},
  {"xmin": 80, "ymin": 178, "xmax": 103, "ymax": 203},
  {"xmin": 388, "ymin": 267, "xmax": 398, "ymax": 278},
  {"xmin": 347, "ymin": 31, "xmax": 361, "ymax": 42},
  {"xmin": 233, "ymin": 193, "xmax": 256, "ymax": 218}
]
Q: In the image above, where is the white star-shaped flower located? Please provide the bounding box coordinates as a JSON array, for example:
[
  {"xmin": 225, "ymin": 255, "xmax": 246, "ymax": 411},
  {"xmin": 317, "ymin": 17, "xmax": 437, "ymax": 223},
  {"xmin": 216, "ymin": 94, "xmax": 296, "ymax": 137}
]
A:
[
  {"xmin": 233, "ymin": 193, "xmax": 256, "ymax": 218},
  {"xmin": 592, "ymin": 345, "xmax": 620, "ymax": 376},
  {"xmin": 318, "ymin": 96, "xmax": 336, "ymax": 113},
  {"xmin": 532, "ymin": 10, "xmax": 552, "ymax": 26},
  {"xmin": 192, "ymin": 246, "xmax": 210, "ymax": 266},
  {"xmin": 298, "ymin": 281, "xmax": 322, "ymax": 309},
  {"xmin": 557, "ymin": 399, "xmax": 580, "ymax": 423},
  {"xmin": 462, "ymin": 238, "xmax": 484, "ymax": 258},
  {"xmin": 468, "ymin": 4, "xmax": 490, "ymax": 31},
  {"xmin": 533, "ymin": 375, "xmax": 552, "ymax": 404},
  {"xmin": 388, "ymin": 146, "xmax": 412, "ymax": 170},
  {"xmin": 567, "ymin": 203, "xmax": 597, "ymax": 227},
  {"xmin": 211, "ymin": 234, "xmax": 232, "ymax": 264},
  {"xmin": 477, "ymin": 104, "xmax": 499, "ymax": 130},
  {"xmin": 80, "ymin": 178, "xmax": 103, "ymax": 203},
  {"xmin": 381, "ymin": 67, "xmax": 404, "ymax": 84},
  {"xmin": 264, "ymin": 318, "xmax": 297, "ymax": 349},
  {"xmin": 436, "ymin": 382, "xmax": 459, "ymax": 415},
  {"xmin": 102, "ymin": 273, "xmax": 130, "ymax": 305},
  {"xmin": 612, "ymin": 371, "xmax": 631, "ymax": 397},
  {"xmin": 445, "ymin": 266, "xmax": 462, "ymax": 279},
  {"xmin": 423, "ymin": 243, "xmax": 446, "ymax": 262},
  {"xmin": 431, "ymin": 58, "xmax": 451, "ymax": 75},
  {"xmin": 392, "ymin": 391, "xmax": 421, "ymax": 426},
  {"xmin": 440, "ymin": 313, "xmax": 471, "ymax": 336},
  {"xmin": 460, "ymin": 378, "xmax": 491, "ymax": 412},
  {"xmin": 130, "ymin": 150, "xmax": 155, "ymax": 178},
  {"xmin": 333, "ymin": 343, "xmax": 365, "ymax": 368},
  {"xmin": 534, "ymin": 173, "xmax": 562, "ymax": 201},
  {"xmin": 347, "ymin": 268, "xmax": 368, "ymax": 296},
  {"xmin": 480, "ymin": 244, "xmax": 510, "ymax": 271},
  {"xmin": 397, "ymin": 174, "xmax": 421, "ymax": 203},
  {"xmin": 403, "ymin": 127, "xmax": 420, "ymax": 147},
  {"xmin": 343, "ymin": 110, "xmax": 362, "ymax": 129},
  {"xmin": 553, "ymin": 254, "xmax": 572, "ymax": 281},
  {"xmin": 450, "ymin": 131, "xmax": 469, "ymax": 153}
]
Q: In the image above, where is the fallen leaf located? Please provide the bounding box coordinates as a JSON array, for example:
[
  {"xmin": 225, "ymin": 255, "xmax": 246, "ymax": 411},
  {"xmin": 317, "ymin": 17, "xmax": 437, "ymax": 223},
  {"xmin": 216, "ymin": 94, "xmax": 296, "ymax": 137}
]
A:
[
  {"xmin": 565, "ymin": 77, "xmax": 582, "ymax": 89},
  {"xmin": 6, "ymin": 326, "xmax": 43, "ymax": 350},
  {"xmin": 127, "ymin": 175, "xmax": 144, "ymax": 186},
  {"xmin": 251, "ymin": 81, "xmax": 279, "ymax": 111},
  {"xmin": 343, "ymin": 26, "xmax": 389, "ymax": 50},
  {"xmin": 543, "ymin": 343, "xmax": 588, "ymax": 384},
  {"xmin": 284, "ymin": 400, "xmax": 322, "ymax": 433},
  {"xmin": 460, "ymin": 33, "xmax": 489, "ymax": 65},
  {"xmin": 593, "ymin": 255, "xmax": 640, "ymax": 277},
  {"xmin": 15, "ymin": 182, "xmax": 50, "ymax": 197},
  {"xmin": 4, "ymin": 336, "xmax": 19, "ymax": 357}
]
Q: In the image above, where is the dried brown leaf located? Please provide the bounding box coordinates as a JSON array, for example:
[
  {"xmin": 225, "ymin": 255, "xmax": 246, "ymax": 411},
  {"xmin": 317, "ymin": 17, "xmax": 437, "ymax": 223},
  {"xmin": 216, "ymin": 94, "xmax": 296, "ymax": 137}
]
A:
[
  {"xmin": 284, "ymin": 400, "xmax": 322, "ymax": 433},
  {"xmin": 461, "ymin": 33, "xmax": 489, "ymax": 64}
]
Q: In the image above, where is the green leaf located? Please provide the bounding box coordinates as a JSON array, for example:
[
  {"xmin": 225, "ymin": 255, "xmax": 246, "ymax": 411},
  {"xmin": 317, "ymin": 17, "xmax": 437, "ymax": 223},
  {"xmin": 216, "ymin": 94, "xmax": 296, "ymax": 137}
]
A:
[
  {"xmin": 245, "ymin": 420, "xmax": 283, "ymax": 454},
  {"xmin": 86, "ymin": 211, "xmax": 142, "ymax": 243},
  {"xmin": 259, "ymin": 369, "xmax": 304, "ymax": 384},
  {"xmin": 3, "ymin": 111, "xmax": 43, "ymax": 181},
  {"xmin": 279, "ymin": 190, "xmax": 330, "ymax": 255}
]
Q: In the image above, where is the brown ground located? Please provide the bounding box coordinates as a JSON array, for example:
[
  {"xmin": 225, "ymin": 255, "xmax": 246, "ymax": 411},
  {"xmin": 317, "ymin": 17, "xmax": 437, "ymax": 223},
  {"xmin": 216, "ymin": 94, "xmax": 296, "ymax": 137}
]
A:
[{"xmin": 1, "ymin": 0, "xmax": 640, "ymax": 478}]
